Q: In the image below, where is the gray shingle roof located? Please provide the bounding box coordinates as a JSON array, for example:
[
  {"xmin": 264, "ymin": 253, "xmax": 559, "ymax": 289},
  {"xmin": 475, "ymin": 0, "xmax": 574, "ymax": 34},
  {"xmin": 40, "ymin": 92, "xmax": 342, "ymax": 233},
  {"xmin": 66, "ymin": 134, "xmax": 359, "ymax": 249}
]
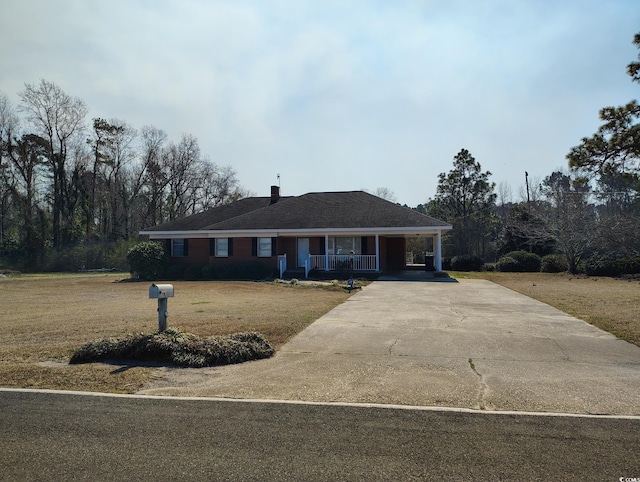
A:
[
  {"xmin": 142, "ymin": 197, "xmax": 275, "ymax": 231},
  {"xmin": 143, "ymin": 191, "xmax": 450, "ymax": 232}
]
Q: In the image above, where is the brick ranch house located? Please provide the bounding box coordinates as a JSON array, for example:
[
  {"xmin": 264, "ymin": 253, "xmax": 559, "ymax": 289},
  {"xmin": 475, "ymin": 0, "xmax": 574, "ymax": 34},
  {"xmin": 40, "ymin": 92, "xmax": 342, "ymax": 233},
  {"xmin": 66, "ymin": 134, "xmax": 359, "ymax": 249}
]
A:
[{"xmin": 139, "ymin": 187, "xmax": 452, "ymax": 278}]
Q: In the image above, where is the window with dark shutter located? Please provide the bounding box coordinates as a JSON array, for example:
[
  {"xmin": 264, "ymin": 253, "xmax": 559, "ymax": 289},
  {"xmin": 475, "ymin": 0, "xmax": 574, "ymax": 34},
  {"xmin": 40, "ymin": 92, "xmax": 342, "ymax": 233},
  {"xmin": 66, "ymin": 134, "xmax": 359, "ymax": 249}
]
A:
[
  {"xmin": 171, "ymin": 239, "xmax": 186, "ymax": 257},
  {"xmin": 257, "ymin": 238, "xmax": 272, "ymax": 257}
]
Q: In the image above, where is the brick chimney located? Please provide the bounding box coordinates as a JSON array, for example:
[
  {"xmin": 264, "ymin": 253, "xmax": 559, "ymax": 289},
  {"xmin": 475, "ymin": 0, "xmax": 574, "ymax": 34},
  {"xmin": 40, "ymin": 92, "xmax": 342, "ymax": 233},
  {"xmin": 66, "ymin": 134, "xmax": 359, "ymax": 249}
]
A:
[{"xmin": 270, "ymin": 185, "xmax": 280, "ymax": 204}]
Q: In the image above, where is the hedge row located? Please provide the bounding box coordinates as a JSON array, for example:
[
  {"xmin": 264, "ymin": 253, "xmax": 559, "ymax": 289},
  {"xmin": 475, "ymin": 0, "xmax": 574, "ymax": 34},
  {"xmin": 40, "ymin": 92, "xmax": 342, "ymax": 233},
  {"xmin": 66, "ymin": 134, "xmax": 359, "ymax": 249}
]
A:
[{"xmin": 444, "ymin": 251, "xmax": 640, "ymax": 276}]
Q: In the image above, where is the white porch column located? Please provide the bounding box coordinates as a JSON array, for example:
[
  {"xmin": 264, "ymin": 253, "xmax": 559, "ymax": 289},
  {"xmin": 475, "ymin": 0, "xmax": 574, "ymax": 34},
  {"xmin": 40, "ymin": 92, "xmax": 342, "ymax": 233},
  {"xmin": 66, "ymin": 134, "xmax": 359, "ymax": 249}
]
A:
[
  {"xmin": 375, "ymin": 234, "xmax": 380, "ymax": 272},
  {"xmin": 325, "ymin": 234, "xmax": 329, "ymax": 271},
  {"xmin": 434, "ymin": 231, "xmax": 442, "ymax": 271}
]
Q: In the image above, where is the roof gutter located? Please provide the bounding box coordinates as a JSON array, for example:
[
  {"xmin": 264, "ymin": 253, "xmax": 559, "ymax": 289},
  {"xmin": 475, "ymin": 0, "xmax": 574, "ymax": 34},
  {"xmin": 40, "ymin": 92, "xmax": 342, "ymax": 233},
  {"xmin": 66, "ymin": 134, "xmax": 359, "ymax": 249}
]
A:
[{"xmin": 139, "ymin": 225, "xmax": 452, "ymax": 239}]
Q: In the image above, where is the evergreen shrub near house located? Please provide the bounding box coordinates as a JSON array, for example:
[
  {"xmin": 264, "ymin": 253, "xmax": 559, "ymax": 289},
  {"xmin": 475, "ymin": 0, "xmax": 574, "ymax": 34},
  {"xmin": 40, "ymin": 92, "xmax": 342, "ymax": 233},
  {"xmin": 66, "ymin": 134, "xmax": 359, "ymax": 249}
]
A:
[
  {"xmin": 200, "ymin": 262, "xmax": 272, "ymax": 280},
  {"xmin": 496, "ymin": 251, "xmax": 541, "ymax": 272},
  {"xmin": 201, "ymin": 265, "xmax": 217, "ymax": 280},
  {"xmin": 126, "ymin": 241, "xmax": 167, "ymax": 280},
  {"xmin": 184, "ymin": 264, "xmax": 204, "ymax": 280},
  {"xmin": 541, "ymin": 254, "xmax": 567, "ymax": 273},
  {"xmin": 451, "ymin": 254, "xmax": 484, "ymax": 271},
  {"xmin": 165, "ymin": 264, "xmax": 186, "ymax": 280},
  {"xmin": 236, "ymin": 261, "xmax": 273, "ymax": 280}
]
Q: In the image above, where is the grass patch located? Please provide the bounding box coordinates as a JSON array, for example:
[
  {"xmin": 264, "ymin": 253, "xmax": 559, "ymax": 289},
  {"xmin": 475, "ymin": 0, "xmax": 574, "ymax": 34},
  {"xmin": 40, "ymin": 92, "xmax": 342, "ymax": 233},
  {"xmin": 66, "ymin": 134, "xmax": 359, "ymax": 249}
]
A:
[
  {"xmin": 70, "ymin": 328, "xmax": 274, "ymax": 367},
  {"xmin": 0, "ymin": 273, "xmax": 352, "ymax": 393}
]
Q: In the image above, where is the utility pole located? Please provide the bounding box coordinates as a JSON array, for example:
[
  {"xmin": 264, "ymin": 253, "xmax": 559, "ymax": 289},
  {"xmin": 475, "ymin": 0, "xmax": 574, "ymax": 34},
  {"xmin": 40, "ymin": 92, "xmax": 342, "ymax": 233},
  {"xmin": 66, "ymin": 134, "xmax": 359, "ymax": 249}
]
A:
[{"xmin": 525, "ymin": 171, "xmax": 530, "ymax": 204}]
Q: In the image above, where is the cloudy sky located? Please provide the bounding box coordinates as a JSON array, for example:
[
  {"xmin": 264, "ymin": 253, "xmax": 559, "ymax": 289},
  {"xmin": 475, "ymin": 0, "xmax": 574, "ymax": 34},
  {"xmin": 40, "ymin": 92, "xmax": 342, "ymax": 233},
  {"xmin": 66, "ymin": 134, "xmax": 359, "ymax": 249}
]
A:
[{"xmin": 1, "ymin": 0, "xmax": 639, "ymax": 206}]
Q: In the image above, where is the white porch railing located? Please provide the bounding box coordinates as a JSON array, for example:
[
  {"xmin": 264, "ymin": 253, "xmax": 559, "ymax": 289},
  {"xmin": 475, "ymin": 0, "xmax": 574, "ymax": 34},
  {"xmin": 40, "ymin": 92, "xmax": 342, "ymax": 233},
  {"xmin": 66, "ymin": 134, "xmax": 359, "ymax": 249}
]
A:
[
  {"xmin": 278, "ymin": 254, "xmax": 287, "ymax": 278},
  {"xmin": 310, "ymin": 254, "xmax": 377, "ymax": 271}
]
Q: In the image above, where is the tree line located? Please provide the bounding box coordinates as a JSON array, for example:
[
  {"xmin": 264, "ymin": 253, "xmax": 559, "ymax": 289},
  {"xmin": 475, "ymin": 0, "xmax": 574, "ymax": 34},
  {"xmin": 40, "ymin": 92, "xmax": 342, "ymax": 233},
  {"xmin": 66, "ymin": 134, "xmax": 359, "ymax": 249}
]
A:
[
  {"xmin": 2, "ymin": 33, "xmax": 639, "ymax": 274},
  {"xmin": 420, "ymin": 33, "xmax": 640, "ymax": 274},
  {"xmin": 0, "ymin": 80, "xmax": 247, "ymax": 270}
]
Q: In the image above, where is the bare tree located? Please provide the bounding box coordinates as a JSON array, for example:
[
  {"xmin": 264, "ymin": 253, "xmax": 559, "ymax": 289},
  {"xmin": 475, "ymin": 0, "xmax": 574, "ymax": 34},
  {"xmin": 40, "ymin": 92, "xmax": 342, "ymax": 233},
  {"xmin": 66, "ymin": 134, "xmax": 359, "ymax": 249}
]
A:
[
  {"xmin": 515, "ymin": 172, "xmax": 596, "ymax": 273},
  {"xmin": 197, "ymin": 161, "xmax": 245, "ymax": 210},
  {"xmin": 496, "ymin": 181, "xmax": 512, "ymax": 207},
  {"xmin": 139, "ymin": 125, "xmax": 169, "ymax": 226},
  {"xmin": 165, "ymin": 133, "xmax": 201, "ymax": 220},
  {"xmin": 0, "ymin": 92, "xmax": 20, "ymax": 245},
  {"xmin": 373, "ymin": 187, "xmax": 396, "ymax": 202},
  {"xmin": 19, "ymin": 80, "xmax": 88, "ymax": 246}
]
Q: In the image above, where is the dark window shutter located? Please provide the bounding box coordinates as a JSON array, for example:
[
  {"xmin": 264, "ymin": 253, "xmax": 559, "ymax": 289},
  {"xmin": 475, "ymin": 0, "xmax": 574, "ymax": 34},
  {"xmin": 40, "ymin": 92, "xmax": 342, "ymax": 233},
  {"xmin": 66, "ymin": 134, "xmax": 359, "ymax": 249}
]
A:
[
  {"xmin": 183, "ymin": 239, "xmax": 189, "ymax": 256},
  {"xmin": 320, "ymin": 237, "xmax": 325, "ymax": 255},
  {"xmin": 164, "ymin": 239, "xmax": 171, "ymax": 256},
  {"xmin": 209, "ymin": 239, "xmax": 215, "ymax": 256},
  {"xmin": 361, "ymin": 236, "xmax": 368, "ymax": 254},
  {"xmin": 252, "ymin": 238, "xmax": 257, "ymax": 257},
  {"xmin": 271, "ymin": 237, "xmax": 277, "ymax": 256},
  {"xmin": 228, "ymin": 238, "xmax": 233, "ymax": 256}
]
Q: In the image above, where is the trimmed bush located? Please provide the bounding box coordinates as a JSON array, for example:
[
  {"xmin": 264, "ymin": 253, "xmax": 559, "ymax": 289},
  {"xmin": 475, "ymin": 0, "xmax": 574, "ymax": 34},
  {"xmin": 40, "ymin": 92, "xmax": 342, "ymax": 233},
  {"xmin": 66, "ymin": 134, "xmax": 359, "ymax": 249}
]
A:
[
  {"xmin": 126, "ymin": 241, "xmax": 167, "ymax": 280},
  {"xmin": 184, "ymin": 264, "xmax": 204, "ymax": 280},
  {"xmin": 201, "ymin": 265, "xmax": 217, "ymax": 280},
  {"xmin": 451, "ymin": 254, "xmax": 484, "ymax": 271},
  {"xmin": 497, "ymin": 250, "xmax": 541, "ymax": 272},
  {"xmin": 584, "ymin": 255, "xmax": 621, "ymax": 277},
  {"xmin": 541, "ymin": 254, "xmax": 567, "ymax": 273},
  {"xmin": 496, "ymin": 256, "xmax": 519, "ymax": 272},
  {"xmin": 165, "ymin": 263, "xmax": 186, "ymax": 280},
  {"xmin": 70, "ymin": 328, "xmax": 275, "ymax": 367}
]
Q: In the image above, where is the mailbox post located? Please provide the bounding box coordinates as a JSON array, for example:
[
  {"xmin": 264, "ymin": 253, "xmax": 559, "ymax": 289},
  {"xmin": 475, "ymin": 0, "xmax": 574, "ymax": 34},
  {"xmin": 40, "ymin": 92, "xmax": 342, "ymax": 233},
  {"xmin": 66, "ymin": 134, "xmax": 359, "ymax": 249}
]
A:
[{"xmin": 149, "ymin": 283, "xmax": 174, "ymax": 332}]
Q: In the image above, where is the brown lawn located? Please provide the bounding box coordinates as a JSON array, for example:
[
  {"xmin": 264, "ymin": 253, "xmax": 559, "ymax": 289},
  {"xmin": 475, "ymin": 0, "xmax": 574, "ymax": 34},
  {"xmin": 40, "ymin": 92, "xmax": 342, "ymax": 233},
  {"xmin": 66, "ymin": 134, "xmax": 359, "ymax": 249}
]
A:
[
  {"xmin": 3, "ymin": 271, "xmax": 638, "ymax": 395},
  {"xmin": 1, "ymin": 273, "xmax": 351, "ymax": 393}
]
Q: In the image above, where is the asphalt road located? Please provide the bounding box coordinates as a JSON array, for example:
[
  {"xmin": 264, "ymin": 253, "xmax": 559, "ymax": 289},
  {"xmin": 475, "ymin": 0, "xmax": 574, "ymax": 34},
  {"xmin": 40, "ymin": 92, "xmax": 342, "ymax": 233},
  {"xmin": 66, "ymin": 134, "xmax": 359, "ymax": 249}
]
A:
[{"xmin": 2, "ymin": 389, "xmax": 639, "ymax": 481}]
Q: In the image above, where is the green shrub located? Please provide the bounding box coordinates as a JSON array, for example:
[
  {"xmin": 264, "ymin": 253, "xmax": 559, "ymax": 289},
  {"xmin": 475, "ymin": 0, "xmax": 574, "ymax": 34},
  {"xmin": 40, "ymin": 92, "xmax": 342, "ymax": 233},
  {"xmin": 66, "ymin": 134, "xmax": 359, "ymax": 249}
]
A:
[
  {"xmin": 541, "ymin": 254, "xmax": 567, "ymax": 273},
  {"xmin": 482, "ymin": 263, "xmax": 496, "ymax": 272},
  {"xmin": 497, "ymin": 250, "xmax": 541, "ymax": 272},
  {"xmin": 451, "ymin": 254, "xmax": 484, "ymax": 271},
  {"xmin": 585, "ymin": 255, "xmax": 621, "ymax": 277},
  {"xmin": 236, "ymin": 261, "xmax": 273, "ymax": 280},
  {"xmin": 442, "ymin": 258, "xmax": 452, "ymax": 270},
  {"xmin": 201, "ymin": 265, "xmax": 217, "ymax": 280},
  {"xmin": 619, "ymin": 257, "xmax": 640, "ymax": 275},
  {"xmin": 126, "ymin": 241, "xmax": 167, "ymax": 280},
  {"xmin": 496, "ymin": 256, "xmax": 519, "ymax": 272},
  {"xmin": 184, "ymin": 264, "xmax": 204, "ymax": 280},
  {"xmin": 165, "ymin": 263, "xmax": 186, "ymax": 280}
]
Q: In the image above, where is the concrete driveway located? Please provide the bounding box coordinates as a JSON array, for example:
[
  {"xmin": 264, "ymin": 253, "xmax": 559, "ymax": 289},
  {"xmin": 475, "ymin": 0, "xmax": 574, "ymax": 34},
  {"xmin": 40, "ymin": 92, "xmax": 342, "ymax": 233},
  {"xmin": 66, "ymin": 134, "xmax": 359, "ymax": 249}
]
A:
[{"xmin": 138, "ymin": 279, "xmax": 640, "ymax": 415}]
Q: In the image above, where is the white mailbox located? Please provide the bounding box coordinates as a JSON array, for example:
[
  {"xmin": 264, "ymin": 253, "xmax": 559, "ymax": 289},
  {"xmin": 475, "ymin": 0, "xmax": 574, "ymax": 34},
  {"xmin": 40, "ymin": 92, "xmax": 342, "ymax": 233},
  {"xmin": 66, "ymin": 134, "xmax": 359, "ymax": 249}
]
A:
[{"xmin": 149, "ymin": 283, "xmax": 174, "ymax": 299}]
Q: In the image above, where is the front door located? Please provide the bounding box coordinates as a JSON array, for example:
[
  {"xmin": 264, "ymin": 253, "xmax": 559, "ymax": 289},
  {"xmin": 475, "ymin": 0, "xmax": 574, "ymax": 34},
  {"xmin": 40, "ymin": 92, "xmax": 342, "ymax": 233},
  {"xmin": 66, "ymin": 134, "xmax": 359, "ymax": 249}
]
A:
[{"xmin": 297, "ymin": 238, "xmax": 310, "ymax": 268}]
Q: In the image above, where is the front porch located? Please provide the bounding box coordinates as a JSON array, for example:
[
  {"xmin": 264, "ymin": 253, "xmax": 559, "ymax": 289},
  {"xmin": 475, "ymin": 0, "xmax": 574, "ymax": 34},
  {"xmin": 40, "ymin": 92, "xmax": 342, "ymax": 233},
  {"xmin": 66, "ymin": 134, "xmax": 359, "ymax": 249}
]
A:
[{"xmin": 276, "ymin": 232, "xmax": 444, "ymax": 279}]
